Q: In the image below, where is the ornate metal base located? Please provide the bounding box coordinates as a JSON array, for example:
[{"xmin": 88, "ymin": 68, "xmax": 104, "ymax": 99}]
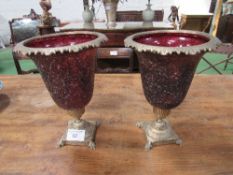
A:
[
  {"xmin": 137, "ymin": 119, "xmax": 182, "ymax": 150},
  {"xmin": 58, "ymin": 119, "xmax": 99, "ymax": 150}
]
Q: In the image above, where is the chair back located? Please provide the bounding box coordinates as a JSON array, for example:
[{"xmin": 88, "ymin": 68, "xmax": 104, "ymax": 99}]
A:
[
  {"xmin": 9, "ymin": 17, "xmax": 40, "ymax": 45},
  {"xmin": 8, "ymin": 10, "xmax": 41, "ymax": 74}
]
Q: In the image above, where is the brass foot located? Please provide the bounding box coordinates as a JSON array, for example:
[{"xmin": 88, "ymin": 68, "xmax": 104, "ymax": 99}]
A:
[
  {"xmin": 58, "ymin": 119, "xmax": 98, "ymax": 150},
  {"xmin": 137, "ymin": 119, "xmax": 182, "ymax": 150}
]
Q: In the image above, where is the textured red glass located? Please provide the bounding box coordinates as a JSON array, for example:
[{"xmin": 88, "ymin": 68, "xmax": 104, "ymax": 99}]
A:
[
  {"xmin": 25, "ymin": 34, "xmax": 97, "ymax": 48},
  {"xmin": 134, "ymin": 33, "xmax": 209, "ymax": 47},
  {"xmin": 26, "ymin": 34, "xmax": 99, "ymax": 110},
  {"xmin": 135, "ymin": 33, "xmax": 207, "ymax": 109},
  {"xmin": 137, "ymin": 52, "xmax": 203, "ymax": 109},
  {"xmin": 32, "ymin": 49, "xmax": 96, "ymax": 110}
]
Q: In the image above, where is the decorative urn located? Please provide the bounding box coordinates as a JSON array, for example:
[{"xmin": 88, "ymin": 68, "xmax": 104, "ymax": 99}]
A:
[
  {"xmin": 14, "ymin": 31, "xmax": 107, "ymax": 149},
  {"xmin": 125, "ymin": 30, "xmax": 221, "ymax": 150}
]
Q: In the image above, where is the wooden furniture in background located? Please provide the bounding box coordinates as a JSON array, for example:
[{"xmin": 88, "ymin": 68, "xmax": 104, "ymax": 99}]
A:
[
  {"xmin": 217, "ymin": 14, "xmax": 233, "ymax": 43},
  {"xmin": 180, "ymin": 13, "xmax": 212, "ymax": 31},
  {"xmin": 58, "ymin": 20, "xmax": 173, "ymax": 73},
  {"xmin": 96, "ymin": 47, "xmax": 134, "ymax": 73},
  {"xmin": 116, "ymin": 10, "xmax": 164, "ymax": 22},
  {"xmin": 0, "ymin": 74, "xmax": 233, "ymax": 174}
]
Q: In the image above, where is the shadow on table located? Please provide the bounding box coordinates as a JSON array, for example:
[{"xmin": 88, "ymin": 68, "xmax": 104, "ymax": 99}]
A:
[{"xmin": 0, "ymin": 94, "xmax": 10, "ymax": 113}]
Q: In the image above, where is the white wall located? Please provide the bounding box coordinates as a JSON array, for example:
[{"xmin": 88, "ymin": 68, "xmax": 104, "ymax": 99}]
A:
[
  {"xmin": 0, "ymin": 0, "xmax": 83, "ymax": 22},
  {"xmin": 0, "ymin": 0, "xmax": 211, "ymax": 45},
  {"xmin": 94, "ymin": 0, "xmax": 211, "ymax": 22},
  {"xmin": 0, "ymin": 0, "xmax": 211, "ymax": 21}
]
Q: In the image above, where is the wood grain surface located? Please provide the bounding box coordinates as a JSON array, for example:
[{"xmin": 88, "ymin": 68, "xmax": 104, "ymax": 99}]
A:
[{"xmin": 0, "ymin": 74, "xmax": 233, "ymax": 175}]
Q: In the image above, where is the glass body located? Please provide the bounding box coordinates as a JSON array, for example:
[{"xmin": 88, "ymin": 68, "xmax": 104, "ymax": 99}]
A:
[
  {"xmin": 137, "ymin": 51, "xmax": 203, "ymax": 109},
  {"xmin": 25, "ymin": 34, "xmax": 98, "ymax": 110},
  {"xmin": 134, "ymin": 32, "xmax": 209, "ymax": 109}
]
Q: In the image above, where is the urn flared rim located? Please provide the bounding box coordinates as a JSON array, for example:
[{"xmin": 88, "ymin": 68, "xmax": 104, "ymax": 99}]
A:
[
  {"xmin": 124, "ymin": 30, "xmax": 221, "ymax": 55},
  {"xmin": 14, "ymin": 31, "xmax": 108, "ymax": 56}
]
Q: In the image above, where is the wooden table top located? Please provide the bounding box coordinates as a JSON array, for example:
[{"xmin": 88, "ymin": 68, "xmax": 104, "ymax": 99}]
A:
[{"xmin": 0, "ymin": 74, "xmax": 233, "ymax": 175}]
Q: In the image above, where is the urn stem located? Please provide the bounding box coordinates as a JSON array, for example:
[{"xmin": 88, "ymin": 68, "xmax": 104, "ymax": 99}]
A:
[
  {"xmin": 67, "ymin": 108, "xmax": 85, "ymax": 122},
  {"xmin": 153, "ymin": 107, "xmax": 170, "ymax": 121},
  {"xmin": 136, "ymin": 106, "xmax": 181, "ymax": 150}
]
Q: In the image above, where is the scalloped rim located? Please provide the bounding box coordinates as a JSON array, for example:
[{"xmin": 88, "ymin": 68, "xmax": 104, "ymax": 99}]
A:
[
  {"xmin": 14, "ymin": 31, "xmax": 108, "ymax": 56},
  {"xmin": 124, "ymin": 30, "xmax": 221, "ymax": 55}
]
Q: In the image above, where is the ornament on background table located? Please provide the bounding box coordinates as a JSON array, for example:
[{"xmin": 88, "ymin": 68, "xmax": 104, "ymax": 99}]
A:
[
  {"xmin": 102, "ymin": 0, "xmax": 119, "ymax": 28},
  {"xmin": 39, "ymin": 0, "xmax": 53, "ymax": 26},
  {"xmin": 142, "ymin": 0, "xmax": 155, "ymax": 24},
  {"xmin": 168, "ymin": 6, "xmax": 179, "ymax": 29},
  {"xmin": 91, "ymin": 0, "xmax": 127, "ymax": 28},
  {"xmin": 82, "ymin": 5, "xmax": 94, "ymax": 23},
  {"xmin": 223, "ymin": 0, "xmax": 233, "ymax": 15}
]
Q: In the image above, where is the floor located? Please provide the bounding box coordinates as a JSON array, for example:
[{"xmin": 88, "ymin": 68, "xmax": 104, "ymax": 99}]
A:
[
  {"xmin": 0, "ymin": 48, "xmax": 232, "ymax": 75},
  {"xmin": 0, "ymin": 48, "xmax": 37, "ymax": 74}
]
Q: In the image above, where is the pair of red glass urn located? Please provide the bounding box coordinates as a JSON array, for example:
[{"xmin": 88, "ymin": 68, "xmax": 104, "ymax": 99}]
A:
[{"xmin": 14, "ymin": 30, "xmax": 220, "ymax": 150}]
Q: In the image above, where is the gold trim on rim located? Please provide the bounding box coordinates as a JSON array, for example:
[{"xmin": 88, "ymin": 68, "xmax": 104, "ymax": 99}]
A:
[
  {"xmin": 14, "ymin": 31, "xmax": 108, "ymax": 56},
  {"xmin": 124, "ymin": 30, "xmax": 221, "ymax": 55}
]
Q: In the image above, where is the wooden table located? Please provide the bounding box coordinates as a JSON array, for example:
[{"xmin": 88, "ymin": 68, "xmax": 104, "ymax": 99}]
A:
[{"xmin": 0, "ymin": 74, "xmax": 233, "ymax": 175}]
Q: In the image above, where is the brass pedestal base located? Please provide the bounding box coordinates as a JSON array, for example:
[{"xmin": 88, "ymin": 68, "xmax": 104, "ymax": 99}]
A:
[
  {"xmin": 137, "ymin": 119, "xmax": 182, "ymax": 150},
  {"xmin": 58, "ymin": 119, "xmax": 98, "ymax": 150}
]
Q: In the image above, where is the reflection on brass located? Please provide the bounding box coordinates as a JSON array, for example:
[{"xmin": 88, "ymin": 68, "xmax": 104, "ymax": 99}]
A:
[
  {"xmin": 136, "ymin": 107, "xmax": 182, "ymax": 150},
  {"xmin": 58, "ymin": 108, "xmax": 99, "ymax": 149}
]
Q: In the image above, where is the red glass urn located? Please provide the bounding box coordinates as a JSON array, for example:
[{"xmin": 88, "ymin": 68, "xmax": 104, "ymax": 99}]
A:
[
  {"xmin": 125, "ymin": 30, "xmax": 221, "ymax": 150},
  {"xmin": 14, "ymin": 31, "xmax": 107, "ymax": 149}
]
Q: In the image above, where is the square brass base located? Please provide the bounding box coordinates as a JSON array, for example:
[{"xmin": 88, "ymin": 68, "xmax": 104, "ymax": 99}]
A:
[
  {"xmin": 137, "ymin": 119, "xmax": 182, "ymax": 150},
  {"xmin": 58, "ymin": 119, "xmax": 98, "ymax": 150}
]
